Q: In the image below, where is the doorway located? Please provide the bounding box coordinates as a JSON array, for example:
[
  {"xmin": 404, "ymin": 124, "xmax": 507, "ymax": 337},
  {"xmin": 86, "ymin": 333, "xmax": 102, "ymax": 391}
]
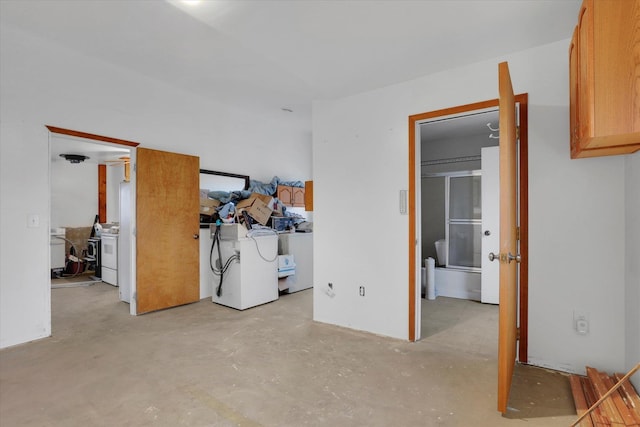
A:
[
  {"xmin": 408, "ymin": 96, "xmax": 529, "ymax": 363},
  {"xmin": 48, "ymin": 126, "xmax": 138, "ymax": 318},
  {"xmin": 418, "ymin": 108, "xmax": 499, "ymax": 343}
]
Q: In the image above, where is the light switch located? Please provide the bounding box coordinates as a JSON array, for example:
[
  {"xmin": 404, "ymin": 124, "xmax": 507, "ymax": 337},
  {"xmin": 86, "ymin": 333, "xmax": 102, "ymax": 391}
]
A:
[
  {"xmin": 27, "ymin": 214, "xmax": 40, "ymax": 228},
  {"xmin": 399, "ymin": 190, "xmax": 407, "ymax": 215}
]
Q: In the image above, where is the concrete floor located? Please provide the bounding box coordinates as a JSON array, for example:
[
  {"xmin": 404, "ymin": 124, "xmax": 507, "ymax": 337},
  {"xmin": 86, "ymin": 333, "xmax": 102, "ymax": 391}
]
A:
[{"xmin": 0, "ymin": 283, "xmax": 576, "ymax": 426}]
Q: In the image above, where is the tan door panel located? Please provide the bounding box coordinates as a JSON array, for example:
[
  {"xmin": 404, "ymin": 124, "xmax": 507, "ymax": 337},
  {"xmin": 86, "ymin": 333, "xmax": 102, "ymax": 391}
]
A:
[{"xmin": 136, "ymin": 147, "xmax": 200, "ymax": 314}]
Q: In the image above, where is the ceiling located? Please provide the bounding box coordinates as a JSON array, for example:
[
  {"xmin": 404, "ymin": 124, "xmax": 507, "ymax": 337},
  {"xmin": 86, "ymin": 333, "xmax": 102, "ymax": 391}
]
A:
[
  {"xmin": 51, "ymin": 134, "xmax": 131, "ymax": 165},
  {"xmin": 2, "ymin": 0, "xmax": 580, "ymax": 156}
]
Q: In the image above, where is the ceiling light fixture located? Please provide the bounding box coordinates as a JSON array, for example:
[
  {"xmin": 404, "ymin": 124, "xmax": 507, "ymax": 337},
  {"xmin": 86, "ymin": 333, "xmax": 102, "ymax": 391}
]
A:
[
  {"xmin": 60, "ymin": 154, "xmax": 89, "ymax": 164},
  {"xmin": 181, "ymin": 0, "xmax": 201, "ymax": 6}
]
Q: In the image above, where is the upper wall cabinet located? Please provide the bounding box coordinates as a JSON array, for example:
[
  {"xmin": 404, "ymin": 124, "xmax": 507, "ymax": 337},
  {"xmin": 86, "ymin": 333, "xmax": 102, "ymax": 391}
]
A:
[
  {"xmin": 277, "ymin": 184, "xmax": 305, "ymax": 208},
  {"xmin": 569, "ymin": 0, "xmax": 640, "ymax": 159}
]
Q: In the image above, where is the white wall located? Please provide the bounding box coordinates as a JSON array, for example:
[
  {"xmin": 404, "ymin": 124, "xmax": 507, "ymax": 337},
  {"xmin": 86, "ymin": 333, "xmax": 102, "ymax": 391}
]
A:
[
  {"xmin": 0, "ymin": 123, "xmax": 51, "ymax": 348},
  {"xmin": 625, "ymin": 152, "xmax": 640, "ymax": 389},
  {"xmin": 50, "ymin": 156, "xmax": 98, "ymax": 228},
  {"xmin": 0, "ymin": 25, "xmax": 311, "ymax": 348},
  {"xmin": 313, "ymin": 39, "xmax": 630, "ymax": 374}
]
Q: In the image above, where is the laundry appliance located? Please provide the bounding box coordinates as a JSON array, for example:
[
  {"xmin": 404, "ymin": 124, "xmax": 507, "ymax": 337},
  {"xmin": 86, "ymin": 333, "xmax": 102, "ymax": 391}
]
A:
[{"xmin": 210, "ymin": 226, "xmax": 279, "ymax": 310}]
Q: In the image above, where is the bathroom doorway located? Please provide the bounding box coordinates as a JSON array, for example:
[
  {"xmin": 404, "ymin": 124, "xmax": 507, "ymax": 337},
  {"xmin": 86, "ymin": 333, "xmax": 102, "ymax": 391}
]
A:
[
  {"xmin": 420, "ymin": 110, "xmax": 498, "ymax": 303},
  {"xmin": 408, "ymin": 95, "xmax": 529, "ymax": 362},
  {"xmin": 419, "ymin": 109, "xmax": 499, "ymax": 340}
]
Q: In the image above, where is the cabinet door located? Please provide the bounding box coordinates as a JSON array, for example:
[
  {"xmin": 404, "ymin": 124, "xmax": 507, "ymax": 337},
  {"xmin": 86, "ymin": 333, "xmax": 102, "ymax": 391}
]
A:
[
  {"xmin": 304, "ymin": 181, "xmax": 313, "ymax": 211},
  {"xmin": 277, "ymin": 185, "xmax": 293, "ymax": 205},
  {"xmin": 570, "ymin": 0, "xmax": 640, "ymax": 158},
  {"xmin": 569, "ymin": 26, "xmax": 580, "ymax": 158},
  {"xmin": 292, "ymin": 187, "xmax": 305, "ymax": 207},
  {"xmin": 577, "ymin": 0, "xmax": 593, "ymax": 147}
]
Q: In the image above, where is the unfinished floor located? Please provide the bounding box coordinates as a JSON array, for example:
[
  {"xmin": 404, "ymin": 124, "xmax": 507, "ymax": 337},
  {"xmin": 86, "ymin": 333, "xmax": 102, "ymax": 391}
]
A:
[{"xmin": 0, "ymin": 283, "xmax": 576, "ymax": 426}]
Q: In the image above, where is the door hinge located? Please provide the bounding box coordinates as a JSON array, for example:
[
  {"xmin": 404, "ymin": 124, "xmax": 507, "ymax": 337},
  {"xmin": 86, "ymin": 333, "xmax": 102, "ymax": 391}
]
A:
[
  {"xmin": 516, "ymin": 125, "xmax": 520, "ymax": 140},
  {"xmin": 516, "ymin": 327, "xmax": 520, "ymax": 341},
  {"xmin": 516, "ymin": 227, "xmax": 520, "ymax": 241}
]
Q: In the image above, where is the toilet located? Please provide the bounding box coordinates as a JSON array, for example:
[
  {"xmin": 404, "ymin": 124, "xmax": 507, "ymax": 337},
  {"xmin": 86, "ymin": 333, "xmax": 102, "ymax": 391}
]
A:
[{"xmin": 434, "ymin": 239, "xmax": 446, "ymax": 267}]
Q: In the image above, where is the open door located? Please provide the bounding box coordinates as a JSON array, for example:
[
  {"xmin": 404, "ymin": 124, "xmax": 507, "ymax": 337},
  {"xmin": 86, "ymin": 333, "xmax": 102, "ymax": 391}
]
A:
[
  {"xmin": 496, "ymin": 61, "xmax": 520, "ymax": 413},
  {"xmin": 135, "ymin": 147, "xmax": 200, "ymax": 314}
]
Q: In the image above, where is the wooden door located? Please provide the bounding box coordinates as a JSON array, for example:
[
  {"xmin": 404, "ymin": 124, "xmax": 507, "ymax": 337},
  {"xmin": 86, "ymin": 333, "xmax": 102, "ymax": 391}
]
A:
[
  {"xmin": 136, "ymin": 147, "xmax": 200, "ymax": 314},
  {"xmin": 497, "ymin": 62, "xmax": 519, "ymax": 413}
]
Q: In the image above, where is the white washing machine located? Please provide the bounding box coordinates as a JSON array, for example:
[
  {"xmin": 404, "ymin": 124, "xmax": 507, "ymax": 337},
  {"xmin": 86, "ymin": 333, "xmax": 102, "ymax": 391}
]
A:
[{"xmin": 212, "ymin": 233, "xmax": 278, "ymax": 310}]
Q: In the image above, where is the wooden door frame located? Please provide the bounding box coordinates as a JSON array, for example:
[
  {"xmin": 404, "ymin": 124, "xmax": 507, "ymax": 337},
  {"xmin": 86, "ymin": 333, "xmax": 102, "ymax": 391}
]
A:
[
  {"xmin": 47, "ymin": 126, "xmax": 140, "ymax": 315},
  {"xmin": 407, "ymin": 95, "xmax": 529, "ymax": 363}
]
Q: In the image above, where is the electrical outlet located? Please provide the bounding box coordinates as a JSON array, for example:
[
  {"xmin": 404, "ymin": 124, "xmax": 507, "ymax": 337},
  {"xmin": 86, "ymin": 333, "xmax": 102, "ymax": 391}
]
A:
[
  {"xmin": 573, "ymin": 310, "xmax": 589, "ymax": 335},
  {"xmin": 359, "ymin": 286, "xmax": 365, "ymax": 296}
]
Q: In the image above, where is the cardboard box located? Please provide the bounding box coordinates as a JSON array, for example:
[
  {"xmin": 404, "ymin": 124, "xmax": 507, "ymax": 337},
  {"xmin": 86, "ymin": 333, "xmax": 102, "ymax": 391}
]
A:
[
  {"xmin": 200, "ymin": 198, "xmax": 221, "ymax": 216},
  {"xmin": 236, "ymin": 194, "xmax": 273, "ymax": 226},
  {"xmin": 277, "ymin": 254, "xmax": 296, "ymax": 278}
]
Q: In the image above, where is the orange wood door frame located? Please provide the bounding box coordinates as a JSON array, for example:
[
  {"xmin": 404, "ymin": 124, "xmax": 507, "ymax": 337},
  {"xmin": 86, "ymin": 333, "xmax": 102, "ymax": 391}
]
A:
[
  {"xmin": 98, "ymin": 165, "xmax": 107, "ymax": 223},
  {"xmin": 407, "ymin": 95, "xmax": 529, "ymax": 363}
]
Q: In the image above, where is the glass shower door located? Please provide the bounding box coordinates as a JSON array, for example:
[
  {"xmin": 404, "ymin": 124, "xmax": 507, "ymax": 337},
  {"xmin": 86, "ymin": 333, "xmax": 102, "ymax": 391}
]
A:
[{"xmin": 446, "ymin": 174, "xmax": 482, "ymax": 270}]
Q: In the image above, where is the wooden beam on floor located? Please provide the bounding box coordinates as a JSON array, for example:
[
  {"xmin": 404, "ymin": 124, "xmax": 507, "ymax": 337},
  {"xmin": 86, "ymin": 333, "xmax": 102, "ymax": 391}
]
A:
[
  {"xmin": 613, "ymin": 373, "xmax": 640, "ymax": 426},
  {"xmin": 570, "ymin": 375, "xmax": 595, "ymax": 427},
  {"xmin": 570, "ymin": 364, "xmax": 640, "ymax": 427}
]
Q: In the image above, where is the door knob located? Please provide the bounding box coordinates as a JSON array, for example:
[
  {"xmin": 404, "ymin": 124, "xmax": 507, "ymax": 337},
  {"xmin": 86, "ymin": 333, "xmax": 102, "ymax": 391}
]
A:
[
  {"xmin": 484, "ymin": 230, "xmax": 491, "ymax": 236},
  {"xmin": 489, "ymin": 252, "xmax": 521, "ymax": 263},
  {"xmin": 193, "ymin": 234, "xmax": 199, "ymax": 239}
]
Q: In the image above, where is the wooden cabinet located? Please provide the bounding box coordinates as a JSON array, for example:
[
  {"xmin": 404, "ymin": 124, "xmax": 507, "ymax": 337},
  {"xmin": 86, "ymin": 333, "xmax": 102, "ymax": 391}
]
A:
[
  {"xmin": 277, "ymin": 185, "xmax": 305, "ymax": 208},
  {"xmin": 304, "ymin": 180, "xmax": 313, "ymax": 211},
  {"xmin": 292, "ymin": 186, "xmax": 305, "ymax": 207},
  {"xmin": 569, "ymin": 0, "xmax": 640, "ymax": 159}
]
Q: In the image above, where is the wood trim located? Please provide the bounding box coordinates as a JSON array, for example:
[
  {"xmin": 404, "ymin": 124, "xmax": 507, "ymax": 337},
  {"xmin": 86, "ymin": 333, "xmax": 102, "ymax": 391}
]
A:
[
  {"xmin": 46, "ymin": 126, "xmax": 140, "ymax": 147},
  {"xmin": 98, "ymin": 165, "xmax": 107, "ymax": 223},
  {"xmin": 408, "ymin": 117, "xmax": 416, "ymax": 341},
  {"xmin": 517, "ymin": 93, "xmax": 529, "ymax": 363},
  {"xmin": 408, "ymin": 94, "xmax": 529, "ymax": 359}
]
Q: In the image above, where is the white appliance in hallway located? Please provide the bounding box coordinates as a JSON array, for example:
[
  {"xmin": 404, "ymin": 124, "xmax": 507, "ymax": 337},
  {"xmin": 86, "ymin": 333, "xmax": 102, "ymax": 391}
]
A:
[
  {"xmin": 278, "ymin": 232, "xmax": 313, "ymax": 293},
  {"xmin": 50, "ymin": 228, "xmax": 66, "ymax": 272},
  {"xmin": 101, "ymin": 234, "xmax": 118, "ymax": 286},
  {"xmin": 118, "ymin": 181, "xmax": 131, "ymax": 303},
  {"xmin": 212, "ymin": 231, "xmax": 279, "ymax": 310}
]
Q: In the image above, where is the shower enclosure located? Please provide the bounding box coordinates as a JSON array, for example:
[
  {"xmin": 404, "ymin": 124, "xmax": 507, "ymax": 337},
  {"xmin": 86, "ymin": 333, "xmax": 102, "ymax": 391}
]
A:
[
  {"xmin": 422, "ymin": 170, "xmax": 483, "ymax": 301},
  {"xmin": 445, "ymin": 172, "xmax": 482, "ymax": 271}
]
